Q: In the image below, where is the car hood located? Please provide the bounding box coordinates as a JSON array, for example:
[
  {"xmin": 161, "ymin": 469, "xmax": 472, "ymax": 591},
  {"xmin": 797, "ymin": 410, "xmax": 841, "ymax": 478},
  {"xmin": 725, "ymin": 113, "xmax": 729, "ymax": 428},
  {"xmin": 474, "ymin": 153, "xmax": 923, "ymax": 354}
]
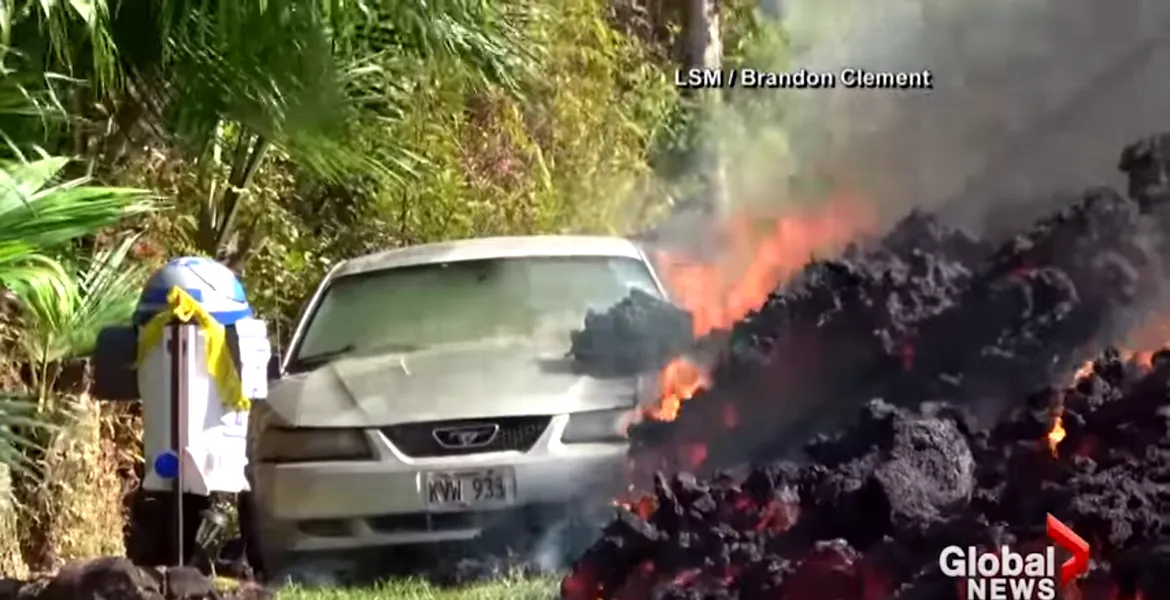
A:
[{"xmin": 264, "ymin": 339, "xmax": 639, "ymax": 427}]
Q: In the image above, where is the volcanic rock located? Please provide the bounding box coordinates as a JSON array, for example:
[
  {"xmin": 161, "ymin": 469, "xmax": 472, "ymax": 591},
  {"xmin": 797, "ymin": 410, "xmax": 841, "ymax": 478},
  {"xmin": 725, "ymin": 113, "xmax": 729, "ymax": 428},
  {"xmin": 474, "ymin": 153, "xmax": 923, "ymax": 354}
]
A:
[
  {"xmin": 1120, "ymin": 132, "xmax": 1170, "ymax": 210},
  {"xmin": 862, "ymin": 407, "xmax": 976, "ymax": 535},
  {"xmin": 635, "ymin": 161, "xmax": 1168, "ymax": 474},
  {"xmin": 564, "ymin": 357, "xmax": 1170, "ymax": 599},
  {"xmin": 0, "ymin": 558, "xmax": 270, "ymax": 600},
  {"xmin": 562, "ymin": 135, "xmax": 1170, "ymax": 600},
  {"xmin": 570, "ymin": 288, "xmax": 695, "ymax": 376},
  {"xmin": 624, "ymin": 211, "xmax": 993, "ymax": 472}
]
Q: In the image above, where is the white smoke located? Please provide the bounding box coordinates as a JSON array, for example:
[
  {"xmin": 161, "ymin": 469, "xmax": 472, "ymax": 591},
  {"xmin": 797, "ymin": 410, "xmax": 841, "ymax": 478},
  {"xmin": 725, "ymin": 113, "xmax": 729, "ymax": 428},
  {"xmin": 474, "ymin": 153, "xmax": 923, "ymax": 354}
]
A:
[
  {"xmin": 718, "ymin": 0, "xmax": 1170, "ymax": 233},
  {"xmin": 529, "ymin": 518, "xmax": 577, "ymax": 573}
]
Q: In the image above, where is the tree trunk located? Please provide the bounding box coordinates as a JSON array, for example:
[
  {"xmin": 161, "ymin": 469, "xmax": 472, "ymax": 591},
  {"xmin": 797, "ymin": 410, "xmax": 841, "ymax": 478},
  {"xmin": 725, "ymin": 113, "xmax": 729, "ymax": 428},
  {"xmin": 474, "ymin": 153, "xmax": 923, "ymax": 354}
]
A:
[{"xmin": 683, "ymin": 0, "xmax": 729, "ymax": 217}]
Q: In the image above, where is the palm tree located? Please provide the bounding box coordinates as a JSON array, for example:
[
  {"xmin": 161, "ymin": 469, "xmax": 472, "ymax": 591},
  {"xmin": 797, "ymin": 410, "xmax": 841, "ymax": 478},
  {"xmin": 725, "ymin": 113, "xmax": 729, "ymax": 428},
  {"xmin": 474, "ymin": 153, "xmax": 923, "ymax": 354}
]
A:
[
  {"xmin": 6, "ymin": 0, "xmax": 536, "ymax": 263},
  {"xmin": 0, "ymin": 45, "xmax": 154, "ymax": 491},
  {"xmin": 0, "ymin": 158, "xmax": 152, "ymax": 481}
]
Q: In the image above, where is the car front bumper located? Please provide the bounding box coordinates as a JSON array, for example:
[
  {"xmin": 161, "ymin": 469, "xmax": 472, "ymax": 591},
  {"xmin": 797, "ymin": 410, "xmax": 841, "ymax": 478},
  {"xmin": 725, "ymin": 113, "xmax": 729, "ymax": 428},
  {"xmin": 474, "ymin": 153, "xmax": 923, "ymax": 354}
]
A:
[{"xmin": 250, "ymin": 414, "xmax": 627, "ymax": 555}]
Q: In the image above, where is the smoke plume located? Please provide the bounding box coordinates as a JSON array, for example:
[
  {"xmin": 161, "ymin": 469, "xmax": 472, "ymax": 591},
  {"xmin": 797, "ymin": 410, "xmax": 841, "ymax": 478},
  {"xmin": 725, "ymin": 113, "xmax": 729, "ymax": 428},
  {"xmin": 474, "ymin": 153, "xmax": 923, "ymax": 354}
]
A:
[{"xmin": 725, "ymin": 0, "xmax": 1170, "ymax": 235}]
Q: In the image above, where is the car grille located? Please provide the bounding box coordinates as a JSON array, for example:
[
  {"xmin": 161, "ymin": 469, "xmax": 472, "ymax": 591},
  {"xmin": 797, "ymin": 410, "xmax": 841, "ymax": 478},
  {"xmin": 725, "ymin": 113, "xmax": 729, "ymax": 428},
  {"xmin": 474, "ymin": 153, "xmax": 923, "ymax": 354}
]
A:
[{"xmin": 382, "ymin": 416, "xmax": 552, "ymax": 458}]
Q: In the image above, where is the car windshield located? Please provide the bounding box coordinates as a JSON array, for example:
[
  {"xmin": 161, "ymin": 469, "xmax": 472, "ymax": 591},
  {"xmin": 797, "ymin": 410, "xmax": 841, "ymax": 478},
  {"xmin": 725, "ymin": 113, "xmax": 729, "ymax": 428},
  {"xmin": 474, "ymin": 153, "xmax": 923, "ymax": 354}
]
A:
[{"xmin": 289, "ymin": 254, "xmax": 662, "ymax": 370}]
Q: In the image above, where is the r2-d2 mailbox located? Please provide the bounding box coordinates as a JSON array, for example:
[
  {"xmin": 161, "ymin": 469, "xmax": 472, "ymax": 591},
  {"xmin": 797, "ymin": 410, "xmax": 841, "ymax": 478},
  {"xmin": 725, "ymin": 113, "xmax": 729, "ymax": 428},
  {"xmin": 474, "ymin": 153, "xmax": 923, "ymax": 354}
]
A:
[{"xmin": 131, "ymin": 257, "xmax": 272, "ymax": 496}]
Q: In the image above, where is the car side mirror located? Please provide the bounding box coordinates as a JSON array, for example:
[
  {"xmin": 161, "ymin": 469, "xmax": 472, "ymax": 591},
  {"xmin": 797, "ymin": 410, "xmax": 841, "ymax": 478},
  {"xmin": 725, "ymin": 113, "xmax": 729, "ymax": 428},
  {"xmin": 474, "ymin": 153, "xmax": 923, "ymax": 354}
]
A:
[{"xmin": 267, "ymin": 352, "xmax": 282, "ymax": 381}]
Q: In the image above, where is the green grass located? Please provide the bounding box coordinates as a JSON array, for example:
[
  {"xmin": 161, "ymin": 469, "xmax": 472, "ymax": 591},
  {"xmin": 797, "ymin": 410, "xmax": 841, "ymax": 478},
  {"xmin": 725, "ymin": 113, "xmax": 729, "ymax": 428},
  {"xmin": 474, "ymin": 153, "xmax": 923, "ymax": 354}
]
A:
[{"xmin": 280, "ymin": 577, "xmax": 559, "ymax": 600}]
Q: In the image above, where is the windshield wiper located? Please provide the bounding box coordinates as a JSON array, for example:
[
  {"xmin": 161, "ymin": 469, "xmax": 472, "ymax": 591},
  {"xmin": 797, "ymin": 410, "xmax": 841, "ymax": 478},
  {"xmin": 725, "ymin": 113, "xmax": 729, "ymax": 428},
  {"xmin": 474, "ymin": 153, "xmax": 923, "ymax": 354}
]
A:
[{"xmin": 291, "ymin": 342, "xmax": 424, "ymax": 372}]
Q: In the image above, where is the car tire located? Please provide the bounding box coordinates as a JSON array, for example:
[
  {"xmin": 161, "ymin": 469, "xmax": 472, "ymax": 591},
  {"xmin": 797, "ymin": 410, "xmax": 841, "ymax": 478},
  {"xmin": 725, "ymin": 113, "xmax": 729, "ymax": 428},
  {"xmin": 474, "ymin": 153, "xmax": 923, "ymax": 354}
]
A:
[
  {"xmin": 236, "ymin": 491, "xmax": 269, "ymax": 578},
  {"xmin": 236, "ymin": 492, "xmax": 304, "ymax": 584}
]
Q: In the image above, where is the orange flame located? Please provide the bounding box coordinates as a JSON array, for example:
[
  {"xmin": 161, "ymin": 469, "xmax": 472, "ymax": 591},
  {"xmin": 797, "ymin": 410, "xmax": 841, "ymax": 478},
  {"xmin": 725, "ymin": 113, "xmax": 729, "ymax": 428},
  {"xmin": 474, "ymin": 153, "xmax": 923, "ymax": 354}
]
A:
[
  {"xmin": 1047, "ymin": 409, "xmax": 1066, "ymax": 455},
  {"xmin": 645, "ymin": 357, "xmax": 709, "ymax": 421},
  {"xmin": 1054, "ymin": 314, "xmax": 1170, "ymax": 454},
  {"xmin": 647, "ymin": 194, "xmax": 875, "ymax": 422},
  {"xmin": 656, "ymin": 194, "xmax": 874, "ymax": 339},
  {"xmin": 612, "ymin": 493, "xmax": 657, "ymax": 520}
]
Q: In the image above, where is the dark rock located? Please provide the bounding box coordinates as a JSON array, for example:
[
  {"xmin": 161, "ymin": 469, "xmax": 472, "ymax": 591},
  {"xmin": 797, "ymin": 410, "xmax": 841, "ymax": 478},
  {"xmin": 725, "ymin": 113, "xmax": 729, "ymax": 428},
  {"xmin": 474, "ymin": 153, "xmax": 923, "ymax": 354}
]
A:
[
  {"xmin": 1120, "ymin": 133, "xmax": 1170, "ymax": 210},
  {"xmin": 36, "ymin": 557, "xmax": 162, "ymax": 600},
  {"xmin": 0, "ymin": 579, "xmax": 23, "ymax": 600},
  {"xmin": 866, "ymin": 413, "xmax": 976, "ymax": 534},
  {"xmin": 570, "ymin": 288, "xmax": 695, "ymax": 376},
  {"xmin": 162, "ymin": 567, "xmax": 215, "ymax": 600},
  {"xmin": 1111, "ymin": 542, "xmax": 1170, "ymax": 600},
  {"xmin": 0, "ymin": 558, "xmax": 270, "ymax": 600}
]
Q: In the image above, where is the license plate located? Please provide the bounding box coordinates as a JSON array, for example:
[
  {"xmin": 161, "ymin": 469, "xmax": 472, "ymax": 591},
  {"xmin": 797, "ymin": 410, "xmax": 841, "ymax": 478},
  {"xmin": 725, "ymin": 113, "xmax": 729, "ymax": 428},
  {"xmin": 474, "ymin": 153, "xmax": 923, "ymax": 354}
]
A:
[{"xmin": 424, "ymin": 469, "xmax": 514, "ymax": 510}]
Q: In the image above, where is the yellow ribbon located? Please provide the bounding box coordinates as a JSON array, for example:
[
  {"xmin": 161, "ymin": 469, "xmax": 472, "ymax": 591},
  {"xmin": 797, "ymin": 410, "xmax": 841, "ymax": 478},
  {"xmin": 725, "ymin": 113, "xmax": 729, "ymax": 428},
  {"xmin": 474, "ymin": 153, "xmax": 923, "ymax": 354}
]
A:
[{"xmin": 135, "ymin": 286, "xmax": 250, "ymax": 412}]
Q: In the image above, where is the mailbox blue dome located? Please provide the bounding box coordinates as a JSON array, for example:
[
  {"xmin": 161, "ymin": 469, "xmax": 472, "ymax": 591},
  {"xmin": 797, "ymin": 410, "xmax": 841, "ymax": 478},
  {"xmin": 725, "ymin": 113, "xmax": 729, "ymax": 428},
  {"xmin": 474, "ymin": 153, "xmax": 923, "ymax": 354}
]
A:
[{"xmin": 135, "ymin": 257, "xmax": 253, "ymax": 326}]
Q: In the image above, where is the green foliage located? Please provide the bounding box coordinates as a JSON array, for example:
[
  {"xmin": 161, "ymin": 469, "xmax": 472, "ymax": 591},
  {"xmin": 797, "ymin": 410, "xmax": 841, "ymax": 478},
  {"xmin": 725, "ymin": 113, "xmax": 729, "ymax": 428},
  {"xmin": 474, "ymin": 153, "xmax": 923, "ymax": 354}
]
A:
[
  {"xmin": 229, "ymin": 0, "xmax": 678, "ymax": 338},
  {"xmin": 0, "ymin": 53, "xmax": 70, "ymax": 158},
  {"xmin": 724, "ymin": 0, "xmax": 790, "ymax": 70},
  {"xmin": 0, "ymin": 4, "xmax": 158, "ymax": 515},
  {"xmin": 0, "ymin": 155, "xmax": 151, "ymax": 489},
  {"xmin": 3, "ymin": 0, "xmax": 544, "ymax": 265},
  {"xmin": 0, "ymin": 159, "xmax": 147, "ymax": 251},
  {"xmin": 0, "ymin": 395, "xmax": 49, "ymax": 480},
  {"xmin": 0, "ymin": 157, "xmax": 152, "ymax": 293},
  {"xmin": 384, "ymin": 0, "xmax": 677, "ymax": 238},
  {"xmin": 2, "ymin": 0, "xmax": 120, "ymax": 92},
  {"xmin": 14, "ymin": 235, "xmax": 147, "ymax": 369}
]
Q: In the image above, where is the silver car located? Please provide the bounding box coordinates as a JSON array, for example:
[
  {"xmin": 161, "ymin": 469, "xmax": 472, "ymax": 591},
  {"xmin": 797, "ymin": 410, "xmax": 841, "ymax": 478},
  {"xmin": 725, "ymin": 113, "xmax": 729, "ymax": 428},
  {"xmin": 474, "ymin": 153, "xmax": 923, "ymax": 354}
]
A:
[{"xmin": 246, "ymin": 235, "xmax": 668, "ymax": 571}]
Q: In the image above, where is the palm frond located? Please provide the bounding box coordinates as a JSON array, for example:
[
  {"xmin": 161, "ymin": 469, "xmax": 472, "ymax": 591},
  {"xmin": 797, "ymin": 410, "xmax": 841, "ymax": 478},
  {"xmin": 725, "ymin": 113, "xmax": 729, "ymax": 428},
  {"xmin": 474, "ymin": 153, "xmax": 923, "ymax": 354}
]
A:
[
  {"xmin": 7, "ymin": 257, "xmax": 77, "ymax": 365},
  {"xmin": 0, "ymin": 157, "xmax": 153, "ymax": 253},
  {"xmin": 0, "ymin": 45, "xmax": 72, "ymax": 159},
  {"xmin": 132, "ymin": 0, "xmax": 535, "ymax": 182},
  {"xmin": 65, "ymin": 234, "xmax": 146, "ymax": 354},
  {"xmin": 0, "ymin": 154, "xmax": 152, "ymax": 377},
  {"xmin": 11, "ymin": 234, "xmax": 146, "ymax": 365},
  {"xmin": 332, "ymin": 0, "xmax": 538, "ymax": 88},
  {"xmin": 0, "ymin": 394, "xmax": 53, "ymax": 482},
  {"xmin": 6, "ymin": 0, "xmax": 122, "ymax": 91}
]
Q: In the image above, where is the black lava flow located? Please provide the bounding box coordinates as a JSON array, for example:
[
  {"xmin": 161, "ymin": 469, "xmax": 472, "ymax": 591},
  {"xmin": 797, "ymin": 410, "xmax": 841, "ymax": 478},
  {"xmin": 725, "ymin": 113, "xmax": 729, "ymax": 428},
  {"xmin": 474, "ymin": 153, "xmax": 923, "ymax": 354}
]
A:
[
  {"xmin": 570, "ymin": 288, "xmax": 695, "ymax": 376},
  {"xmin": 562, "ymin": 134, "xmax": 1170, "ymax": 600}
]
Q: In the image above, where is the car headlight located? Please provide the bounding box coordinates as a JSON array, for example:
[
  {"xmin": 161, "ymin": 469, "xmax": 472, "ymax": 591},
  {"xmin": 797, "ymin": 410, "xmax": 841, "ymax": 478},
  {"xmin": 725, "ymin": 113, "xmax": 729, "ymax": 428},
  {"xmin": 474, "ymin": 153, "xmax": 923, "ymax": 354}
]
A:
[
  {"xmin": 562, "ymin": 408, "xmax": 637, "ymax": 444},
  {"xmin": 253, "ymin": 428, "xmax": 372, "ymax": 463}
]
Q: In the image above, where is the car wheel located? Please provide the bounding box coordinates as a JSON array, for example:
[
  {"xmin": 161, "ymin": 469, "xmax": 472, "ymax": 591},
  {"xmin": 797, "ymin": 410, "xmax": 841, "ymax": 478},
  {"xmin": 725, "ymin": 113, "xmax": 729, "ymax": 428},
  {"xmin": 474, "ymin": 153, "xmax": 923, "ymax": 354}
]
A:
[{"xmin": 235, "ymin": 491, "xmax": 269, "ymax": 578}]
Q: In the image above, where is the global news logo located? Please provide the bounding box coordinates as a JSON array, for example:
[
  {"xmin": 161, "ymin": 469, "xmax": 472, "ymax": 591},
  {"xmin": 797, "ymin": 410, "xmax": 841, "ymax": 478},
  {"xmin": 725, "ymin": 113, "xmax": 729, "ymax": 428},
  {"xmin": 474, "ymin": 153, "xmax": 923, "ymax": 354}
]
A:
[{"xmin": 938, "ymin": 515, "xmax": 1090, "ymax": 600}]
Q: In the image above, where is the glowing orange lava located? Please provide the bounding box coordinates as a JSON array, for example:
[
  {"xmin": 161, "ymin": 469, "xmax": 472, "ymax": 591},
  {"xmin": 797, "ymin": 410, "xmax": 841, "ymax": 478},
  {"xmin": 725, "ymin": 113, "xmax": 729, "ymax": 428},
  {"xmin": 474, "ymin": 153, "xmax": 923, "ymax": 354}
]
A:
[
  {"xmin": 612, "ymin": 492, "xmax": 657, "ymax": 520},
  {"xmin": 1053, "ymin": 314, "xmax": 1170, "ymax": 454},
  {"xmin": 646, "ymin": 192, "xmax": 875, "ymax": 422},
  {"xmin": 644, "ymin": 357, "xmax": 709, "ymax": 421},
  {"xmin": 1047, "ymin": 409, "xmax": 1066, "ymax": 455}
]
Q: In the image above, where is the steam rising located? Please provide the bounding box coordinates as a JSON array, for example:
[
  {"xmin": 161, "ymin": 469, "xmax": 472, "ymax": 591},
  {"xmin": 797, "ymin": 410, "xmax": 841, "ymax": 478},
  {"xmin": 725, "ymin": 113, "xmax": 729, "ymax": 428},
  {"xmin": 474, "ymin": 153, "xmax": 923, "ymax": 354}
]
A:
[{"xmin": 722, "ymin": 0, "xmax": 1170, "ymax": 233}]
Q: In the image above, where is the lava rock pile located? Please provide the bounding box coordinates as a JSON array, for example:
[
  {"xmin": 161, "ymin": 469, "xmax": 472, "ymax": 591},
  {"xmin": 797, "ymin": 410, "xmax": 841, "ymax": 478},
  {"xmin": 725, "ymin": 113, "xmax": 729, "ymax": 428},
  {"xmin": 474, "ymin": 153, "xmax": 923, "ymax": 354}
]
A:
[
  {"xmin": 564, "ymin": 350, "xmax": 1170, "ymax": 600},
  {"xmin": 561, "ymin": 133, "xmax": 1170, "ymax": 599},
  {"xmin": 630, "ymin": 141, "xmax": 1170, "ymax": 472},
  {"xmin": 570, "ymin": 288, "xmax": 696, "ymax": 376},
  {"xmin": 0, "ymin": 556, "xmax": 271, "ymax": 600}
]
